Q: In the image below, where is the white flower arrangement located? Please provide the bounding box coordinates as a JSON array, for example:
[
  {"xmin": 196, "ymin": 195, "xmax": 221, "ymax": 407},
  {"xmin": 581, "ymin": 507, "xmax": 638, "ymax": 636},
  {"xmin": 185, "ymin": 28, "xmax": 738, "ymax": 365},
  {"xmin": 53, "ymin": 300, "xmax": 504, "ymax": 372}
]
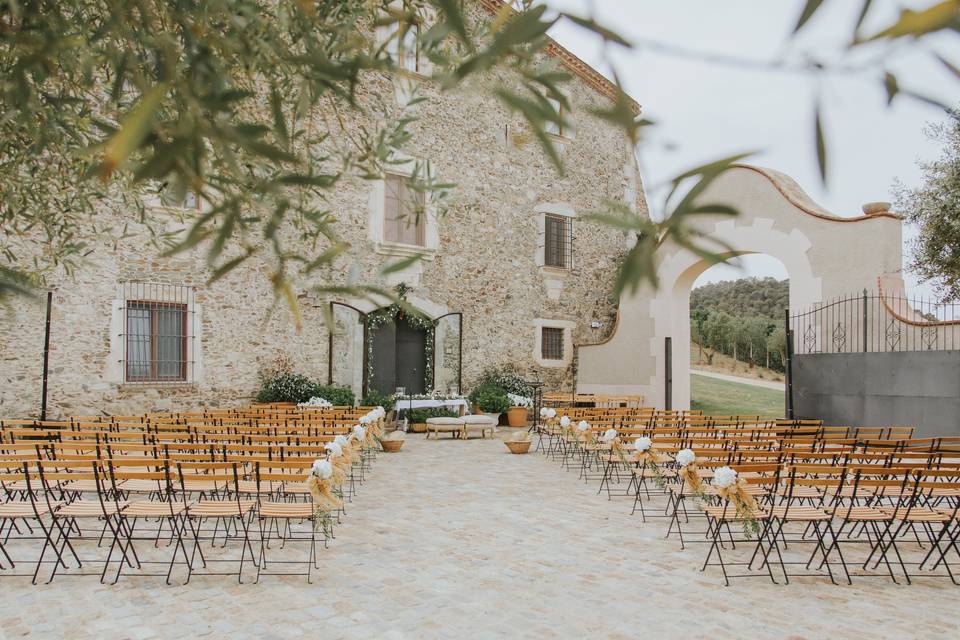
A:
[
  {"xmin": 507, "ymin": 393, "xmax": 533, "ymax": 408},
  {"xmin": 676, "ymin": 448, "xmax": 696, "ymax": 467},
  {"xmin": 353, "ymin": 425, "xmax": 367, "ymax": 441},
  {"xmin": 545, "ymin": 408, "xmax": 557, "ymax": 419},
  {"xmin": 602, "ymin": 428, "xmax": 618, "ymax": 443},
  {"xmin": 334, "ymin": 434, "xmax": 349, "ymax": 447},
  {"xmin": 298, "ymin": 396, "xmax": 332, "ymax": 408},
  {"xmin": 576, "ymin": 420, "xmax": 589, "ymax": 432},
  {"xmin": 539, "ymin": 407, "xmax": 548, "ymax": 417},
  {"xmin": 559, "ymin": 415, "xmax": 571, "ymax": 428},
  {"xmin": 713, "ymin": 466, "xmax": 738, "ymax": 489},
  {"xmin": 325, "ymin": 441, "xmax": 343, "ymax": 457},
  {"xmin": 634, "ymin": 436, "xmax": 653, "ymax": 452},
  {"xmin": 358, "ymin": 414, "xmax": 371, "ymax": 425},
  {"xmin": 311, "ymin": 459, "xmax": 333, "ymax": 480},
  {"xmin": 374, "ymin": 406, "xmax": 386, "ymax": 418}
]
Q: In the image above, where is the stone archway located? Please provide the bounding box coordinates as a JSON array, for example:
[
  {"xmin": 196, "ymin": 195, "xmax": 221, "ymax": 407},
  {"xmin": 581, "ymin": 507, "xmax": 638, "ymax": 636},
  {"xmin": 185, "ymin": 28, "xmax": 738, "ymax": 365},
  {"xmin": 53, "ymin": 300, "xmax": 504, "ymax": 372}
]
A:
[{"xmin": 576, "ymin": 164, "xmax": 904, "ymax": 409}]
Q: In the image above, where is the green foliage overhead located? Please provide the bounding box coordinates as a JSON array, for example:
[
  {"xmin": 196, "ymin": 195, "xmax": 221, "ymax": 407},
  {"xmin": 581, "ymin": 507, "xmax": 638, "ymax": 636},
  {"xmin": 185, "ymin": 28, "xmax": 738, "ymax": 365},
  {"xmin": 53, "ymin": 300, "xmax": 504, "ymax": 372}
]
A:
[
  {"xmin": 895, "ymin": 112, "xmax": 960, "ymax": 302},
  {"xmin": 0, "ymin": 0, "xmax": 655, "ymax": 314},
  {"xmin": 4, "ymin": 0, "xmax": 957, "ymax": 315}
]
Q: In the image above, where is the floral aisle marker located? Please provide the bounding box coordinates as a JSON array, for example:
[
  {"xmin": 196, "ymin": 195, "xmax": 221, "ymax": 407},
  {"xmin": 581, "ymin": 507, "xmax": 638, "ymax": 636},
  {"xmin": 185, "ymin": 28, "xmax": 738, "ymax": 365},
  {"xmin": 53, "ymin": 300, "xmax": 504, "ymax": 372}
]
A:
[
  {"xmin": 712, "ymin": 466, "xmax": 763, "ymax": 538},
  {"xmin": 632, "ymin": 436, "xmax": 669, "ymax": 490},
  {"xmin": 308, "ymin": 459, "xmax": 341, "ymax": 540},
  {"xmin": 676, "ymin": 448, "xmax": 704, "ymax": 493}
]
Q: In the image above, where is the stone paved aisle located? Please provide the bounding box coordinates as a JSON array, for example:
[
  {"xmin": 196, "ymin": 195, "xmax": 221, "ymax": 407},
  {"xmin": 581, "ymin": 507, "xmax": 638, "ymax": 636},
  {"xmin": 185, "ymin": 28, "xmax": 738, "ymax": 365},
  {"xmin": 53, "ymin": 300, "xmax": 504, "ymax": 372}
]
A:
[{"xmin": 3, "ymin": 435, "xmax": 957, "ymax": 639}]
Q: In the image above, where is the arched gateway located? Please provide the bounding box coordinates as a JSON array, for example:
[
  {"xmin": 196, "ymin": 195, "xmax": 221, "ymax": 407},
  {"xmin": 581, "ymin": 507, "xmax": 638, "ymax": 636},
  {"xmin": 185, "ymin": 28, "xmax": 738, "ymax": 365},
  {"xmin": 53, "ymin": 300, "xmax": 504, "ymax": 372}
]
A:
[{"xmin": 576, "ymin": 165, "xmax": 904, "ymax": 409}]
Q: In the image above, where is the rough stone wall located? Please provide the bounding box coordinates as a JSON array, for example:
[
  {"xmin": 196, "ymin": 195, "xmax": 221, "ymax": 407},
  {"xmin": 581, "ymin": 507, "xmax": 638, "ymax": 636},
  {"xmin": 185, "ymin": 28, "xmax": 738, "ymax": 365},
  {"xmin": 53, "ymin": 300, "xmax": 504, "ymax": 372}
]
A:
[{"xmin": 0, "ymin": 4, "xmax": 646, "ymax": 418}]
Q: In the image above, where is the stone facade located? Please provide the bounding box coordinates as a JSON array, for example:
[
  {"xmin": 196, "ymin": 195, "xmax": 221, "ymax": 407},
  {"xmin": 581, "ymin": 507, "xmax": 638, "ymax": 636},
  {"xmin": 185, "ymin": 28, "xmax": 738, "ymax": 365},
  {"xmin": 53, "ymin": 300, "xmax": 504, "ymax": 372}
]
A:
[{"xmin": 0, "ymin": 2, "xmax": 647, "ymax": 418}]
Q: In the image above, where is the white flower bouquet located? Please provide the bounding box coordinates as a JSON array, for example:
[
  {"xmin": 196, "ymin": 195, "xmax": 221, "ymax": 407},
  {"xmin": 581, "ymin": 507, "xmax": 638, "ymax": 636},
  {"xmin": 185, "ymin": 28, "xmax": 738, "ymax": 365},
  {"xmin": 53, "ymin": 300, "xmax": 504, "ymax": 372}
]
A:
[{"xmin": 507, "ymin": 393, "xmax": 533, "ymax": 408}]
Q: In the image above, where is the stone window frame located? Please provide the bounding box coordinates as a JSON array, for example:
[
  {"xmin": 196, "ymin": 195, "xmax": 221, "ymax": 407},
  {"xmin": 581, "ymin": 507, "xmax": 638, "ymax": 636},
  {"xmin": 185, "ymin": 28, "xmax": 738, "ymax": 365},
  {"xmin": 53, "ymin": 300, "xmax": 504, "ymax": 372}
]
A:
[
  {"xmin": 368, "ymin": 155, "xmax": 439, "ymax": 261},
  {"xmin": 107, "ymin": 283, "xmax": 204, "ymax": 387},
  {"xmin": 533, "ymin": 318, "xmax": 575, "ymax": 368},
  {"xmin": 377, "ymin": 0, "xmax": 434, "ymax": 80},
  {"xmin": 543, "ymin": 94, "xmax": 576, "ymax": 142}
]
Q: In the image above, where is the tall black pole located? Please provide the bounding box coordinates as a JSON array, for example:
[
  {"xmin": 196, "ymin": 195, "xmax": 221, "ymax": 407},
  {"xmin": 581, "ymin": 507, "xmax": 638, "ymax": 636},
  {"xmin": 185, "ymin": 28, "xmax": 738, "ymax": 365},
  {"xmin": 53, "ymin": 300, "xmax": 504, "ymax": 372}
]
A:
[
  {"xmin": 40, "ymin": 291, "xmax": 52, "ymax": 421},
  {"xmin": 784, "ymin": 307, "xmax": 794, "ymax": 420},
  {"xmin": 664, "ymin": 336, "xmax": 672, "ymax": 410}
]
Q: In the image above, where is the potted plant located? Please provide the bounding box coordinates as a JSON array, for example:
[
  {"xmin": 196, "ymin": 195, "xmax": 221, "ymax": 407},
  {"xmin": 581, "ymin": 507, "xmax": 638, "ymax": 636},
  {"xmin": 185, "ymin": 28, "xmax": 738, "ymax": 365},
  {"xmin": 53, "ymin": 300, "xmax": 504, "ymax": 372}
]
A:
[
  {"xmin": 506, "ymin": 393, "xmax": 533, "ymax": 427},
  {"xmin": 470, "ymin": 384, "xmax": 510, "ymax": 424}
]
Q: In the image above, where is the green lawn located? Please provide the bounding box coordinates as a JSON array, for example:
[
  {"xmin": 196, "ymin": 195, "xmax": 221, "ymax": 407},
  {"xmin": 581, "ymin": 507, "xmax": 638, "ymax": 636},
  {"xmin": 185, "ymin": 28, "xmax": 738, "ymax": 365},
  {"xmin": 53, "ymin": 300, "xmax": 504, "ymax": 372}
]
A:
[{"xmin": 690, "ymin": 374, "xmax": 784, "ymax": 418}]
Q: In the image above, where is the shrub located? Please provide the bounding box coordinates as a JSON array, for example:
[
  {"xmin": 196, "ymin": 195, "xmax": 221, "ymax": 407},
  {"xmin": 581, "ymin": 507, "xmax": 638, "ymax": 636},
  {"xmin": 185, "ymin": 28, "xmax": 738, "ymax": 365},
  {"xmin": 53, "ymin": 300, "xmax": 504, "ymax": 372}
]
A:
[
  {"xmin": 470, "ymin": 383, "xmax": 510, "ymax": 414},
  {"xmin": 312, "ymin": 384, "xmax": 355, "ymax": 407},
  {"xmin": 255, "ymin": 373, "xmax": 317, "ymax": 403},
  {"xmin": 477, "ymin": 365, "xmax": 531, "ymax": 397},
  {"xmin": 361, "ymin": 389, "xmax": 396, "ymax": 413},
  {"xmin": 407, "ymin": 407, "xmax": 460, "ymax": 423}
]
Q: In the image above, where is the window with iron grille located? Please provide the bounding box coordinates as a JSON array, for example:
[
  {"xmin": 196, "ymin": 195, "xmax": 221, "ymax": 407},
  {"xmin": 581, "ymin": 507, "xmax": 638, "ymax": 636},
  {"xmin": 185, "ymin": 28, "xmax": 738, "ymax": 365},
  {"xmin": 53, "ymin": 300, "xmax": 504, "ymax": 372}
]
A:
[
  {"xmin": 121, "ymin": 283, "xmax": 194, "ymax": 383},
  {"xmin": 384, "ymin": 173, "xmax": 426, "ymax": 246},
  {"xmin": 544, "ymin": 214, "xmax": 572, "ymax": 269},
  {"xmin": 541, "ymin": 327, "xmax": 564, "ymax": 360}
]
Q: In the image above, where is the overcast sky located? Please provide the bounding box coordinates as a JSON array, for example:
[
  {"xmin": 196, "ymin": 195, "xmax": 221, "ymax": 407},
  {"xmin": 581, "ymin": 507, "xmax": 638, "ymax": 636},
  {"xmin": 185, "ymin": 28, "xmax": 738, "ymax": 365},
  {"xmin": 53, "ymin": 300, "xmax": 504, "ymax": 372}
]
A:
[{"xmin": 542, "ymin": 0, "xmax": 960, "ymax": 294}]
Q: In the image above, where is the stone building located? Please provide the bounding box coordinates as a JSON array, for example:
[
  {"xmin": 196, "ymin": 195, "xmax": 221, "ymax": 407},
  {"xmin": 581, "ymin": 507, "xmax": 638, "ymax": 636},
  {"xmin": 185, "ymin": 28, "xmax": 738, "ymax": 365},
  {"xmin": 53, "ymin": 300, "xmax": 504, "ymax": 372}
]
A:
[{"xmin": 0, "ymin": 0, "xmax": 646, "ymax": 418}]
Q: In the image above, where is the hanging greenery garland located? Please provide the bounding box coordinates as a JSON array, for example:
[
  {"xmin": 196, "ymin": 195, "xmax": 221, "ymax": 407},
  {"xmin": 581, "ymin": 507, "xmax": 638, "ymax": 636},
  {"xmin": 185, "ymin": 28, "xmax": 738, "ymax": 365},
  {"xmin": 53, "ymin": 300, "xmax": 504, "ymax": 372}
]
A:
[{"xmin": 366, "ymin": 284, "xmax": 436, "ymax": 392}]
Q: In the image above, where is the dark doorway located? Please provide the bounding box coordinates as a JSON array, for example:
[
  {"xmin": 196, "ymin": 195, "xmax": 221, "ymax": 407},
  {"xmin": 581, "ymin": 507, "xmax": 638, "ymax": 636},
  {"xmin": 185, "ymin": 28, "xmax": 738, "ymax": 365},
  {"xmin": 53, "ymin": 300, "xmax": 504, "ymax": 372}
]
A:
[{"xmin": 369, "ymin": 314, "xmax": 428, "ymax": 395}]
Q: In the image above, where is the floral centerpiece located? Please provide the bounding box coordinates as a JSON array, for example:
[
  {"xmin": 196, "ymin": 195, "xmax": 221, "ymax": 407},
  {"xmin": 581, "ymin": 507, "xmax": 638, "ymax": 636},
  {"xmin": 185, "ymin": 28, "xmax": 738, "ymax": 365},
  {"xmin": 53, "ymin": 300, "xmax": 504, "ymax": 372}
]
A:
[{"xmin": 298, "ymin": 396, "xmax": 332, "ymax": 408}]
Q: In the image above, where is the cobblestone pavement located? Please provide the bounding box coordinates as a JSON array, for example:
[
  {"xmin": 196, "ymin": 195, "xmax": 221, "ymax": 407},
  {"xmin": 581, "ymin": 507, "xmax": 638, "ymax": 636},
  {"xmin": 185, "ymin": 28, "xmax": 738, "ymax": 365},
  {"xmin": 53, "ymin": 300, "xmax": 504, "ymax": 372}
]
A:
[{"xmin": 2, "ymin": 435, "xmax": 957, "ymax": 639}]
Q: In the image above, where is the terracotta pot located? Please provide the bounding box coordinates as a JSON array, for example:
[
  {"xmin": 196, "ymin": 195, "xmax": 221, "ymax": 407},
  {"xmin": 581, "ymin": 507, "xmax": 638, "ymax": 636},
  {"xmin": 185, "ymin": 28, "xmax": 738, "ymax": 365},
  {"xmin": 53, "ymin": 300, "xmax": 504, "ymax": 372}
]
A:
[
  {"xmin": 506, "ymin": 406, "xmax": 529, "ymax": 427},
  {"xmin": 472, "ymin": 404, "xmax": 482, "ymax": 415},
  {"xmin": 381, "ymin": 440, "xmax": 405, "ymax": 452},
  {"xmin": 409, "ymin": 422, "xmax": 428, "ymax": 433},
  {"xmin": 505, "ymin": 440, "xmax": 532, "ymax": 454}
]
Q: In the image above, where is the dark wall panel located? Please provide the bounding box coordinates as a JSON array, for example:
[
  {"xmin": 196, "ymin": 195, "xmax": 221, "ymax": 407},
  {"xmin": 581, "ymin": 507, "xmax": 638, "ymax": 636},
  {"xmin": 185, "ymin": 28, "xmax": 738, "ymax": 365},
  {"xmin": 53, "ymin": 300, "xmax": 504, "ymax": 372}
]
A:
[{"xmin": 793, "ymin": 351, "xmax": 960, "ymax": 438}]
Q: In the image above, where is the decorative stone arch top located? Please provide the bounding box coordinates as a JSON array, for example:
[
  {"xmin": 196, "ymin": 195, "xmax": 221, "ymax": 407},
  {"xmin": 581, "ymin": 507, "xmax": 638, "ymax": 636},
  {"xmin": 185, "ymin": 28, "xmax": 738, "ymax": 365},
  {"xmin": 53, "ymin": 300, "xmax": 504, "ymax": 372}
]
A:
[
  {"xmin": 732, "ymin": 165, "xmax": 902, "ymax": 222},
  {"xmin": 877, "ymin": 276, "xmax": 960, "ymax": 327}
]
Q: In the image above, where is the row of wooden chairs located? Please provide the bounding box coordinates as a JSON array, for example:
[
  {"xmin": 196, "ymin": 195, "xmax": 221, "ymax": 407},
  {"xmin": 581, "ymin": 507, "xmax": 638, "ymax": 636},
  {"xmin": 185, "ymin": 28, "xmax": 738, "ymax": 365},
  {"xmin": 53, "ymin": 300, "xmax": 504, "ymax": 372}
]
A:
[
  {"xmin": 0, "ymin": 405, "xmax": 386, "ymax": 585},
  {"xmin": 536, "ymin": 413, "xmax": 960, "ymax": 586}
]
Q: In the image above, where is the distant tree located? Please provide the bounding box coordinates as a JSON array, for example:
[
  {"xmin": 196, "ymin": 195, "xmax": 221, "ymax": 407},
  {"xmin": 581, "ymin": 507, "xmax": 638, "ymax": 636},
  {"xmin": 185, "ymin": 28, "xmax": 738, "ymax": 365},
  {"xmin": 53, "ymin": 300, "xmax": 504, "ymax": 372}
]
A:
[
  {"xmin": 767, "ymin": 327, "xmax": 787, "ymax": 373},
  {"xmin": 895, "ymin": 112, "xmax": 960, "ymax": 302}
]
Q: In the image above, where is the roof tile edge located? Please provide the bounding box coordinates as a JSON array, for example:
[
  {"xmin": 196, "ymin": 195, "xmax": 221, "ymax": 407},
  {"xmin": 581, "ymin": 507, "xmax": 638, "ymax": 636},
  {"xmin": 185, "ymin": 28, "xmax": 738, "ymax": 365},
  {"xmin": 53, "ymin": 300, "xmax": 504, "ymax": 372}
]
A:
[{"xmin": 477, "ymin": 0, "xmax": 641, "ymax": 115}]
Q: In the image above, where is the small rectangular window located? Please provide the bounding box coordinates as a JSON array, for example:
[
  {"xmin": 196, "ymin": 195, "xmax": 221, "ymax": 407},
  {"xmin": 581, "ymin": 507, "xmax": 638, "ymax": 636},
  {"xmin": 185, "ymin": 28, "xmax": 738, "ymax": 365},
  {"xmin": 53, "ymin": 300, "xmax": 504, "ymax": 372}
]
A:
[
  {"xmin": 545, "ymin": 97, "xmax": 564, "ymax": 137},
  {"xmin": 541, "ymin": 327, "xmax": 564, "ymax": 360},
  {"xmin": 122, "ymin": 283, "xmax": 193, "ymax": 383},
  {"xmin": 544, "ymin": 214, "xmax": 572, "ymax": 269},
  {"xmin": 387, "ymin": 23, "xmax": 422, "ymax": 74},
  {"xmin": 384, "ymin": 174, "xmax": 426, "ymax": 246}
]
